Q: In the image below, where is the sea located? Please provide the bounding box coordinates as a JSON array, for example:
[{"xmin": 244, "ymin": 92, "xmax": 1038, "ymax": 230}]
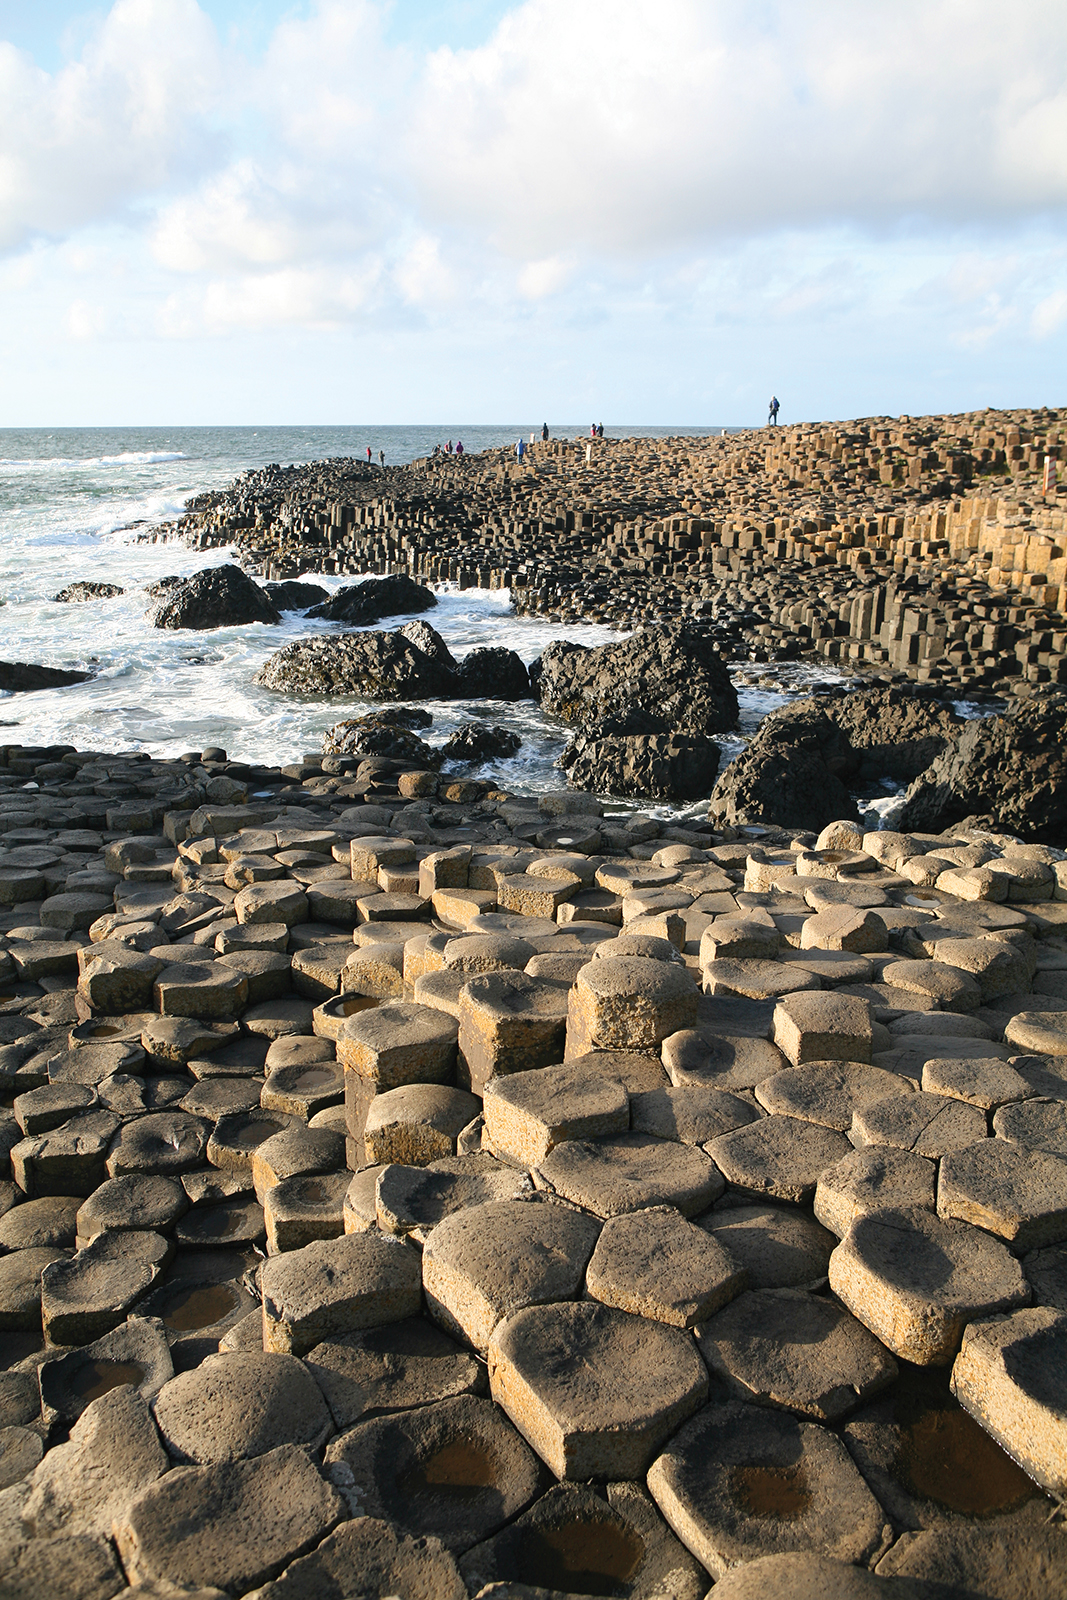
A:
[{"xmin": 0, "ymin": 424, "xmax": 861, "ymax": 819}]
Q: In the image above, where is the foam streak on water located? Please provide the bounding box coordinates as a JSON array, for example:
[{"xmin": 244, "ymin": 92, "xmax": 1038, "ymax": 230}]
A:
[{"xmin": 0, "ymin": 425, "xmax": 838, "ymax": 805}]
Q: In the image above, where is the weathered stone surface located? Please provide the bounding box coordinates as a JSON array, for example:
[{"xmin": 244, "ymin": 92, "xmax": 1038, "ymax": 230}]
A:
[
  {"xmin": 261, "ymin": 1230, "xmax": 422, "ymax": 1354},
  {"xmin": 41, "ymin": 1229, "xmax": 171, "ymax": 1344},
  {"xmin": 647, "ymin": 1400, "xmax": 891, "ymax": 1578},
  {"xmin": 263, "ymin": 1169, "xmax": 348, "ymax": 1254},
  {"xmin": 0, "ymin": 1534, "xmax": 125, "ymax": 1600},
  {"xmin": 567, "ymin": 957, "xmax": 698, "ymax": 1055},
  {"xmin": 938, "ymin": 1139, "xmax": 1067, "ymax": 1249},
  {"xmin": 586, "ymin": 1204, "xmax": 747, "ymax": 1327},
  {"xmin": 257, "ymin": 626, "xmax": 460, "ymax": 699},
  {"xmin": 950, "ymin": 1305, "xmax": 1067, "ymax": 1495},
  {"xmin": 829, "ymin": 1206, "xmax": 1030, "ymax": 1364},
  {"xmin": 488, "ymin": 1300, "xmax": 709, "ymax": 1480},
  {"xmin": 307, "ymin": 571, "xmax": 437, "ymax": 624},
  {"xmin": 0, "ymin": 1194, "xmax": 79, "ymax": 1249},
  {"xmin": 107, "ymin": 1110, "xmax": 212, "ymax": 1177},
  {"xmin": 336, "ymin": 1001, "xmax": 458, "ymax": 1089},
  {"xmin": 244, "ymin": 1515, "xmax": 467, "ymax": 1600},
  {"xmin": 852, "ymin": 1091, "xmax": 988, "ymax": 1159},
  {"xmin": 875, "ymin": 1523, "xmax": 1067, "ymax": 1598},
  {"xmin": 814, "ymin": 1147, "xmax": 937, "ymax": 1237},
  {"xmin": 115, "ymin": 1443, "xmax": 344, "ymax": 1593},
  {"xmin": 921, "ymin": 1054, "xmax": 1036, "ymax": 1110},
  {"xmin": 375, "ymin": 1153, "xmax": 533, "ymax": 1245},
  {"xmin": 150, "ymin": 563, "xmax": 281, "ymax": 630},
  {"xmin": 707, "ymin": 1116, "xmax": 850, "ymax": 1204},
  {"xmin": 324, "ymin": 1393, "xmax": 547, "ymax": 1552},
  {"xmin": 363, "ymin": 1083, "xmax": 479, "ymax": 1166},
  {"xmin": 697, "ymin": 1203, "xmax": 836, "ymax": 1289},
  {"xmin": 537, "ymin": 1132, "xmax": 723, "ymax": 1217},
  {"xmin": 306, "ymin": 1316, "xmax": 485, "ymax": 1430},
  {"xmin": 460, "ymin": 971, "xmax": 569, "ymax": 1094},
  {"xmin": 22, "ymin": 1383, "xmax": 167, "ymax": 1537},
  {"xmin": 994, "ymin": 1094, "xmax": 1067, "ymax": 1154},
  {"xmin": 423, "ymin": 1198, "xmax": 600, "ymax": 1353},
  {"xmin": 75, "ymin": 1172, "xmax": 187, "ymax": 1244},
  {"xmin": 483, "ymin": 1060, "xmax": 629, "ymax": 1166},
  {"xmin": 459, "ymin": 1480, "xmax": 708, "ymax": 1600},
  {"xmin": 663, "ymin": 1026, "xmax": 784, "ymax": 1091},
  {"xmin": 629, "ymin": 1083, "xmax": 758, "ymax": 1143},
  {"xmin": 534, "ymin": 622, "xmax": 739, "ymax": 737},
  {"xmin": 755, "ymin": 1061, "xmax": 913, "ymax": 1132},
  {"xmin": 38, "ymin": 1314, "xmax": 174, "ymax": 1422},
  {"xmin": 697, "ymin": 1288, "xmax": 897, "ymax": 1422},
  {"xmin": 152, "ymin": 1350, "xmax": 332, "ymax": 1463}
]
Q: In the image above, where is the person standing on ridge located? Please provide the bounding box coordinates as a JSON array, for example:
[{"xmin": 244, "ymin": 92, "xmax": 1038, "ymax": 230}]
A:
[
  {"xmin": 456, "ymin": 440, "xmax": 464, "ymax": 455},
  {"xmin": 542, "ymin": 423, "xmax": 549, "ymax": 441},
  {"xmin": 768, "ymin": 397, "xmax": 780, "ymax": 425},
  {"xmin": 517, "ymin": 438, "xmax": 525, "ymax": 462},
  {"xmin": 378, "ymin": 449, "xmax": 384, "ymax": 468},
  {"xmin": 366, "ymin": 446, "xmax": 372, "ymax": 461}
]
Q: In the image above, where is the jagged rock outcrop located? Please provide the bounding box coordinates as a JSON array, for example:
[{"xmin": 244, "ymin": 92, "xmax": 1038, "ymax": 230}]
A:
[
  {"xmin": 454, "ymin": 648, "xmax": 532, "ymax": 701},
  {"xmin": 533, "ymin": 623, "xmax": 739, "ymax": 737},
  {"xmin": 322, "ymin": 715, "xmax": 441, "ymax": 766},
  {"xmin": 442, "ymin": 724, "xmax": 522, "ymax": 763},
  {"xmin": 148, "ymin": 565, "xmax": 280, "ymax": 631},
  {"xmin": 53, "ymin": 583, "xmax": 124, "ymax": 603},
  {"xmin": 263, "ymin": 580, "xmax": 329, "ymax": 611},
  {"xmin": 0, "ymin": 661, "xmax": 94, "ymax": 693},
  {"xmin": 257, "ymin": 626, "xmax": 458, "ymax": 699},
  {"xmin": 899, "ymin": 696, "xmax": 1067, "ymax": 842},
  {"xmin": 822, "ymin": 686, "xmax": 964, "ymax": 781},
  {"xmin": 561, "ymin": 731, "xmax": 720, "ymax": 802},
  {"xmin": 306, "ymin": 574, "xmax": 436, "ymax": 625}
]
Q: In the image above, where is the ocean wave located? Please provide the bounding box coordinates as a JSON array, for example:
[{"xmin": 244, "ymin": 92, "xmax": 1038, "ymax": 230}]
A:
[{"xmin": 0, "ymin": 451, "xmax": 188, "ymax": 469}]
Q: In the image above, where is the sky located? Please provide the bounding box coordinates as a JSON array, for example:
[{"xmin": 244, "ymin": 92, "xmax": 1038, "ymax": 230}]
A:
[{"xmin": 0, "ymin": 0, "xmax": 1065, "ymax": 427}]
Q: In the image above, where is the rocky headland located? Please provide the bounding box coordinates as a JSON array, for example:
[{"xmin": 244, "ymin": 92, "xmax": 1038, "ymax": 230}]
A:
[{"xmin": 1, "ymin": 410, "xmax": 1066, "ymax": 1599}]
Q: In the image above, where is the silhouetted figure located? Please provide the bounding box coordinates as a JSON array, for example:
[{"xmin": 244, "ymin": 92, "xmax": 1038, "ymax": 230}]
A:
[
  {"xmin": 542, "ymin": 423, "xmax": 549, "ymax": 441},
  {"xmin": 768, "ymin": 396, "xmax": 780, "ymax": 425},
  {"xmin": 378, "ymin": 449, "xmax": 384, "ymax": 467}
]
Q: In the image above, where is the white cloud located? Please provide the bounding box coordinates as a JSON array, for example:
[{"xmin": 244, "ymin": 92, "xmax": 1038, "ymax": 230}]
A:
[
  {"xmin": 66, "ymin": 297, "xmax": 107, "ymax": 339},
  {"xmin": 1033, "ymin": 288, "xmax": 1067, "ymax": 338}
]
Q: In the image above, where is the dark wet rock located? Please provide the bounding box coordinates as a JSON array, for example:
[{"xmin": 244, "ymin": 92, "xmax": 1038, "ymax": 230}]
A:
[
  {"xmin": 709, "ymin": 741, "xmax": 859, "ymax": 831},
  {"xmin": 400, "ymin": 618, "xmax": 458, "ymax": 667},
  {"xmin": 256, "ymin": 626, "xmax": 460, "ymax": 699},
  {"xmin": 263, "ymin": 580, "xmax": 329, "ymax": 610},
  {"xmin": 899, "ymin": 696, "xmax": 1067, "ymax": 842},
  {"xmin": 0, "ymin": 661, "xmax": 93, "ymax": 692},
  {"xmin": 455, "ymin": 647, "xmax": 532, "ymax": 701},
  {"xmin": 307, "ymin": 573, "xmax": 437, "ymax": 625},
  {"xmin": 443, "ymin": 723, "xmax": 522, "ymax": 764},
  {"xmin": 561, "ymin": 730, "xmax": 719, "ymax": 802},
  {"xmin": 322, "ymin": 716, "xmax": 441, "ymax": 766},
  {"xmin": 826, "ymin": 686, "xmax": 964, "ymax": 781},
  {"xmin": 52, "ymin": 583, "xmax": 124, "ymax": 603},
  {"xmin": 149, "ymin": 564, "xmax": 281, "ymax": 631},
  {"xmin": 532, "ymin": 621, "xmax": 739, "ymax": 737}
]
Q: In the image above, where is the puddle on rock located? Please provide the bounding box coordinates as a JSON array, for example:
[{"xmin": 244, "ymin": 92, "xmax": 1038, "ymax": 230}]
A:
[
  {"xmin": 398, "ymin": 1438, "xmax": 498, "ymax": 1504},
  {"xmin": 892, "ymin": 1374, "xmax": 1035, "ymax": 1516},
  {"xmin": 520, "ymin": 1520, "xmax": 645, "ymax": 1597},
  {"xmin": 69, "ymin": 1359, "xmax": 146, "ymax": 1402},
  {"xmin": 162, "ymin": 1281, "xmax": 241, "ymax": 1331},
  {"xmin": 190, "ymin": 1206, "xmax": 251, "ymax": 1240},
  {"xmin": 300, "ymin": 1180, "xmax": 328, "ymax": 1203},
  {"xmin": 293, "ymin": 1068, "xmax": 337, "ymax": 1091},
  {"xmin": 730, "ymin": 1464, "xmax": 812, "ymax": 1520},
  {"xmin": 88, "ymin": 1025, "xmax": 121, "ymax": 1038},
  {"xmin": 341, "ymin": 995, "xmax": 378, "ymax": 1016},
  {"xmin": 227, "ymin": 1118, "xmax": 285, "ymax": 1150}
]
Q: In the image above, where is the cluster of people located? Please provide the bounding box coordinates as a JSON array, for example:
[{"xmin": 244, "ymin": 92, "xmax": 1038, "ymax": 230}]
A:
[
  {"xmin": 589, "ymin": 422, "xmax": 604, "ymax": 437},
  {"xmin": 431, "ymin": 440, "xmax": 465, "ymax": 457},
  {"xmin": 364, "ymin": 447, "xmax": 386, "ymax": 466}
]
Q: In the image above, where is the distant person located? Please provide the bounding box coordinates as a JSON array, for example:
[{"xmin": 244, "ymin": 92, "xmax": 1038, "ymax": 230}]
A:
[
  {"xmin": 517, "ymin": 438, "xmax": 525, "ymax": 461},
  {"xmin": 456, "ymin": 440, "xmax": 464, "ymax": 455},
  {"xmin": 378, "ymin": 449, "xmax": 384, "ymax": 467},
  {"xmin": 542, "ymin": 423, "xmax": 549, "ymax": 441},
  {"xmin": 446, "ymin": 440, "xmax": 453, "ymax": 454},
  {"xmin": 366, "ymin": 446, "xmax": 372, "ymax": 461},
  {"xmin": 768, "ymin": 396, "xmax": 780, "ymax": 425},
  {"xmin": 597, "ymin": 422, "xmax": 604, "ymax": 437},
  {"xmin": 432, "ymin": 444, "xmax": 440, "ymax": 456},
  {"xmin": 590, "ymin": 423, "xmax": 596, "ymax": 437}
]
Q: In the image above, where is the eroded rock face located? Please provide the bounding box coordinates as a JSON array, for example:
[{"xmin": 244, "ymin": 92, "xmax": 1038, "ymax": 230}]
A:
[
  {"xmin": 454, "ymin": 646, "xmax": 532, "ymax": 700},
  {"xmin": 256, "ymin": 626, "xmax": 460, "ymax": 698},
  {"xmin": 322, "ymin": 716, "xmax": 441, "ymax": 766},
  {"xmin": 149, "ymin": 565, "xmax": 281, "ymax": 631},
  {"xmin": 263, "ymin": 580, "xmax": 328, "ymax": 610},
  {"xmin": 306, "ymin": 573, "xmax": 437, "ymax": 625},
  {"xmin": 0, "ymin": 662, "xmax": 93, "ymax": 692},
  {"xmin": 533, "ymin": 622, "xmax": 739, "ymax": 737},
  {"xmin": 900, "ymin": 697, "xmax": 1067, "ymax": 842},
  {"xmin": 53, "ymin": 583, "xmax": 124, "ymax": 603},
  {"xmin": 561, "ymin": 730, "xmax": 719, "ymax": 802},
  {"xmin": 442, "ymin": 723, "xmax": 521, "ymax": 763}
]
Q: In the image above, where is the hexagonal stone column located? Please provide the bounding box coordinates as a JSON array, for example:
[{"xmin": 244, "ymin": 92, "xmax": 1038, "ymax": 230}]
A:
[
  {"xmin": 363, "ymin": 1084, "xmax": 480, "ymax": 1167},
  {"xmin": 337, "ymin": 1002, "xmax": 458, "ymax": 1090},
  {"xmin": 422, "ymin": 1198, "xmax": 600, "ymax": 1353},
  {"xmin": 647, "ymin": 1400, "xmax": 891, "ymax": 1578},
  {"xmin": 488, "ymin": 1301, "xmax": 708, "ymax": 1479},
  {"xmin": 537, "ymin": 1132, "xmax": 724, "ymax": 1217},
  {"xmin": 828, "ymin": 1207, "xmax": 1029, "ymax": 1365},
  {"xmin": 937, "ymin": 1140, "xmax": 1067, "ymax": 1250},
  {"xmin": 772, "ymin": 992, "xmax": 873, "ymax": 1067},
  {"xmin": 566, "ymin": 957, "xmax": 698, "ymax": 1058},
  {"xmin": 951, "ymin": 1305, "xmax": 1067, "ymax": 1495},
  {"xmin": 261, "ymin": 1230, "xmax": 421, "ymax": 1354},
  {"xmin": 482, "ymin": 1060, "xmax": 629, "ymax": 1166},
  {"xmin": 586, "ymin": 1205, "xmax": 746, "ymax": 1327},
  {"xmin": 458, "ymin": 972, "xmax": 569, "ymax": 1095}
]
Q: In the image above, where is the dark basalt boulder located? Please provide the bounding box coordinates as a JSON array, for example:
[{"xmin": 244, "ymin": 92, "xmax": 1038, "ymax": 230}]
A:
[
  {"xmin": 531, "ymin": 622, "xmax": 739, "ymax": 736},
  {"xmin": 708, "ymin": 685, "xmax": 966, "ymax": 830},
  {"xmin": 323, "ymin": 716, "xmax": 441, "ymax": 767},
  {"xmin": 0, "ymin": 661, "xmax": 94, "ymax": 693},
  {"xmin": 53, "ymin": 583, "xmax": 124, "ymax": 603},
  {"xmin": 306, "ymin": 573, "xmax": 436, "ymax": 625},
  {"xmin": 149, "ymin": 565, "xmax": 281, "ymax": 631},
  {"xmin": 442, "ymin": 723, "xmax": 522, "ymax": 763},
  {"xmin": 899, "ymin": 695, "xmax": 1067, "ymax": 842},
  {"xmin": 256, "ymin": 626, "xmax": 458, "ymax": 699},
  {"xmin": 400, "ymin": 619, "xmax": 458, "ymax": 669},
  {"xmin": 263, "ymin": 580, "xmax": 329, "ymax": 611},
  {"xmin": 561, "ymin": 730, "xmax": 720, "ymax": 802},
  {"xmin": 454, "ymin": 647, "xmax": 532, "ymax": 701}
]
